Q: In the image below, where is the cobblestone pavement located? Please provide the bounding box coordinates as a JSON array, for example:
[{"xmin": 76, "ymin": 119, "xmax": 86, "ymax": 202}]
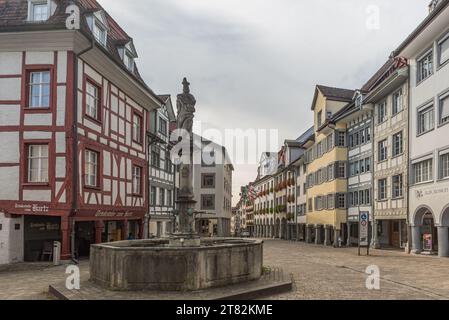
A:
[
  {"xmin": 0, "ymin": 261, "xmax": 90, "ymax": 300},
  {"xmin": 1, "ymin": 240, "xmax": 449, "ymax": 300},
  {"xmin": 262, "ymin": 239, "xmax": 449, "ymax": 300}
]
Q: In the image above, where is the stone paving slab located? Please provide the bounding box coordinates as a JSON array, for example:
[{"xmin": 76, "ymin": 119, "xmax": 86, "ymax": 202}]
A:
[{"xmin": 49, "ymin": 278, "xmax": 293, "ymax": 300}]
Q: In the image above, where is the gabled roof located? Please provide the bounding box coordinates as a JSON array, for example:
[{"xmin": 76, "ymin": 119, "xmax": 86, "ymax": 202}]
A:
[
  {"xmin": 0, "ymin": 0, "xmax": 164, "ymax": 104},
  {"xmin": 158, "ymin": 94, "xmax": 176, "ymax": 122},
  {"xmin": 311, "ymin": 85, "xmax": 355, "ymax": 110}
]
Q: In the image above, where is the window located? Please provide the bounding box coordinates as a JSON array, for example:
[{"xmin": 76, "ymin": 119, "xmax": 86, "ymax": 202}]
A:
[
  {"xmin": 360, "ymin": 129, "xmax": 366, "ymax": 144},
  {"xmin": 29, "ymin": 71, "xmax": 50, "ymax": 108},
  {"xmin": 167, "ymin": 190, "xmax": 172, "ymax": 206},
  {"xmin": 365, "ymin": 158, "xmax": 371, "ymax": 172},
  {"xmin": 151, "ymin": 150, "xmax": 160, "ymax": 168},
  {"xmin": 165, "ymin": 156, "xmax": 172, "ymax": 173},
  {"xmin": 201, "ymin": 194, "xmax": 215, "ymax": 210},
  {"xmin": 201, "ymin": 173, "xmax": 215, "ymax": 189},
  {"xmin": 392, "ymin": 89, "xmax": 403, "ymax": 115},
  {"xmin": 359, "ymin": 159, "xmax": 365, "ymax": 173},
  {"xmin": 159, "ymin": 188, "xmax": 165, "ymax": 206},
  {"xmin": 438, "ymin": 34, "xmax": 449, "ymax": 66},
  {"xmin": 27, "ymin": 144, "xmax": 49, "ymax": 183},
  {"xmin": 317, "ymin": 111, "xmax": 322, "ymax": 128},
  {"xmin": 132, "ymin": 166, "xmax": 142, "ymax": 195},
  {"xmin": 378, "ymin": 140, "xmax": 388, "ymax": 162},
  {"xmin": 336, "ymin": 193, "xmax": 346, "ymax": 209},
  {"xmin": 359, "ymin": 190, "xmax": 365, "ymax": 205},
  {"xmin": 31, "ymin": 2, "xmax": 49, "ymax": 21},
  {"xmin": 365, "ymin": 126, "xmax": 371, "ymax": 142},
  {"xmin": 417, "ymin": 50, "xmax": 433, "ymax": 83},
  {"xmin": 94, "ymin": 22, "xmax": 107, "ymax": 46},
  {"xmin": 85, "ymin": 150, "xmax": 99, "ymax": 187},
  {"xmin": 365, "ymin": 189, "xmax": 371, "ymax": 205},
  {"xmin": 392, "ymin": 175, "xmax": 403, "ymax": 198},
  {"xmin": 159, "ymin": 118, "xmax": 167, "ymax": 136},
  {"xmin": 337, "ymin": 131, "xmax": 346, "ymax": 147},
  {"xmin": 327, "ymin": 194, "xmax": 335, "ymax": 210},
  {"xmin": 413, "ymin": 159, "xmax": 433, "ymax": 184},
  {"xmin": 150, "ymin": 187, "xmax": 156, "ymax": 205},
  {"xmin": 86, "ymin": 81, "xmax": 101, "ymax": 120},
  {"xmin": 124, "ymin": 52, "xmax": 134, "ymax": 71},
  {"xmin": 418, "ymin": 105, "xmax": 434, "ymax": 135},
  {"xmin": 354, "ymin": 131, "xmax": 360, "ymax": 146},
  {"xmin": 378, "ymin": 179, "xmax": 387, "ymax": 200},
  {"xmin": 392, "ymin": 131, "xmax": 403, "ymax": 157},
  {"xmin": 378, "ymin": 101, "xmax": 387, "ymax": 123},
  {"xmin": 132, "ymin": 113, "xmax": 143, "ymax": 143},
  {"xmin": 353, "ymin": 191, "xmax": 359, "ymax": 206},
  {"xmin": 440, "ymin": 153, "xmax": 449, "ymax": 179},
  {"xmin": 439, "ymin": 93, "xmax": 449, "ymax": 125}
]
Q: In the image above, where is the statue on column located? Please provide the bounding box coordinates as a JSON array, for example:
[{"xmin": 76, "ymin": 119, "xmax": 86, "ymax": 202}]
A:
[
  {"xmin": 177, "ymin": 78, "xmax": 196, "ymax": 133},
  {"xmin": 172, "ymin": 77, "xmax": 198, "ymax": 241}
]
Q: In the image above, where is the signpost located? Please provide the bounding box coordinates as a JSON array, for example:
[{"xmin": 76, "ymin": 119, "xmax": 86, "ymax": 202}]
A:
[{"xmin": 358, "ymin": 211, "xmax": 370, "ymax": 256}]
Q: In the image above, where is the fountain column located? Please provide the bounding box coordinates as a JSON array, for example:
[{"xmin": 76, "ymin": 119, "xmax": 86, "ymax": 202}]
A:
[{"xmin": 169, "ymin": 78, "xmax": 200, "ymax": 247}]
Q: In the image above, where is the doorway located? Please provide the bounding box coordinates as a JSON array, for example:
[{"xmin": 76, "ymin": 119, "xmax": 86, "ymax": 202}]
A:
[{"xmin": 75, "ymin": 222, "xmax": 95, "ymax": 258}]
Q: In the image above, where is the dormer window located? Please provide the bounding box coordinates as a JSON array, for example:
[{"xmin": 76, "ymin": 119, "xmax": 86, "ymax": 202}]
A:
[
  {"xmin": 93, "ymin": 22, "xmax": 107, "ymax": 46},
  {"xmin": 33, "ymin": 3, "xmax": 48, "ymax": 21},
  {"xmin": 124, "ymin": 52, "xmax": 135, "ymax": 72},
  {"xmin": 87, "ymin": 11, "xmax": 109, "ymax": 47},
  {"xmin": 28, "ymin": 0, "xmax": 52, "ymax": 22}
]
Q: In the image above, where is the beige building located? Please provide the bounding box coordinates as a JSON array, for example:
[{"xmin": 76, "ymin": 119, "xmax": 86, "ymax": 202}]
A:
[
  {"xmin": 359, "ymin": 58, "xmax": 410, "ymax": 250},
  {"xmin": 305, "ymin": 85, "xmax": 354, "ymax": 246}
]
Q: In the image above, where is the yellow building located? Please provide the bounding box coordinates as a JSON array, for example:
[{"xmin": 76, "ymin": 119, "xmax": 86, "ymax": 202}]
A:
[{"xmin": 305, "ymin": 85, "xmax": 355, "ymax": 246}]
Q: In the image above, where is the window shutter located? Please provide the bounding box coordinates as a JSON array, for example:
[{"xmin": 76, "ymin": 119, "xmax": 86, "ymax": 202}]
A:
[
  {"xmin": 441, "ymin": 96, "xmax": 449, "ymax": 119},
  {"xmin": 440, "ymin": 37, "xmax": 449, "ymax": 64}
]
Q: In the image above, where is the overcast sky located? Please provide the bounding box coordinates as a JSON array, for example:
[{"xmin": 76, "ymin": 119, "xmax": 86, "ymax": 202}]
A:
[{"xmin": 99, "ymin": 0, "xmax": 429, "ymax": 204}]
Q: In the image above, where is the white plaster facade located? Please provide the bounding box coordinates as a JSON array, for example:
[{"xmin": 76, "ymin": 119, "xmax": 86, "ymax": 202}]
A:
[{"xmin": 397, "ymin": 2, "xmax": 449, "ymax": 257}]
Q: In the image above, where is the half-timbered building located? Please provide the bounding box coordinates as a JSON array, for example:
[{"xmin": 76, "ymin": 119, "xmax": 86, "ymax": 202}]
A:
[
  {"xmin": 148, "ymin": 95, "xmax": 176, "ymax": 237},
  {"xmin": 0, "ymin": 0, "xmax": 162, "ymax": 263}
]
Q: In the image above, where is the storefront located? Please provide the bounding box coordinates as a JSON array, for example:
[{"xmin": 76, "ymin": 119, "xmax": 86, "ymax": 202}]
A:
[
  {"xmin": 73, "ymin": 209, "xmax": 144, "ymax": 257},
  {"xmin": 377, "ymin": 219, "xmax": 408, "ymax": 249},
  {"xmin": 24, "ymin": 216, "xmax": 61, "ymax": 262}
]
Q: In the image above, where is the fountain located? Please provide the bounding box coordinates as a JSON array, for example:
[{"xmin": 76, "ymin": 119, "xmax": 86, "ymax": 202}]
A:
[{"xmin": 88, "ymin": 79, "xmax": 263, "ymax": 292}]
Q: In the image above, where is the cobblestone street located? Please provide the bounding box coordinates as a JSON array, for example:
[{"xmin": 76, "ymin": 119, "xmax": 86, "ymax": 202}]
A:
[{"xmin": 1, "ymin": 240, "xmax": 449, "ymax": 300}]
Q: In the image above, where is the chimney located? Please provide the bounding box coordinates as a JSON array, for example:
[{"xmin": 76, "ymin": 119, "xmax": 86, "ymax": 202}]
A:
[{"xmin": 429, "ymin": 0, "xmax": 440, "ymax": 13}]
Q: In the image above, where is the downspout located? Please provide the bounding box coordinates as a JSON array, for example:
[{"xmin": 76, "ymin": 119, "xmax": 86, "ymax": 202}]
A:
[
  {"xmin": 70, "ymin": 38, "xmax": 95, "ymax": 263},
  {"xmin": 406, "ymin": 67, "xmax": 412, "ymax": 254},
  {"xmin": 144, "ymin": 133, "xmax": 150, "ymax": 239}
]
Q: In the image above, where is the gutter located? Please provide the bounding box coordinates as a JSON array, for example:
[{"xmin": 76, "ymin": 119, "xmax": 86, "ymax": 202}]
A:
[{"xmin": 394, "ymin": 0, "xmax": 449, "ymax": 56}]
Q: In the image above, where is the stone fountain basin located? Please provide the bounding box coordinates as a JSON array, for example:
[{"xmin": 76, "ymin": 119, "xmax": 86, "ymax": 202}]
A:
[{"xmin": 89, "ymin": 238, "xmax": 263, "ymax": 292}]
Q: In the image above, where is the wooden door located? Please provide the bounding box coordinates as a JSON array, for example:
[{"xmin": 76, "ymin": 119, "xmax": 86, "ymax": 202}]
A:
[{"xmin": 390, "ymin": 221, "xmax": 400, "ymax": 248}]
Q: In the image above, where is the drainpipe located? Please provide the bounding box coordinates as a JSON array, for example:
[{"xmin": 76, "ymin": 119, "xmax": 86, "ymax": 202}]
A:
[
  {"xmin": 406, "ymin": 68, "xmax": 412, "ymax": 254},
  {"xmin": 70, "ymin": 38, "xmax": 95, "ymax": 263}
]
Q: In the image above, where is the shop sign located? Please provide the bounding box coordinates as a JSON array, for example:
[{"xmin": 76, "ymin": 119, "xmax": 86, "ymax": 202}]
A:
[
  {"xmin": 29, "ymin": 222, "xmax": 60, "ymax": 231},
  {"xmin": 415, "ymin": 187, "xmax": 449, "ymax": 199},
  {"xmin": 14, "ymin": 203, "xmax": 50, "ymax": 214},
  {"xmin": 423, "ymin": 234, "xmax": 433, "ymax": 251},
  {"xmin": 95, "ymin": 210, "xmax": 134, "ymax": 218}
]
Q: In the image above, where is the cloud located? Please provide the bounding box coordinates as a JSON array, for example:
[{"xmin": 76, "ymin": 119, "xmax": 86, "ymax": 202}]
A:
[{"xmin": 98, "ymin": 0, "xmax": 429, "ymax": 204}]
